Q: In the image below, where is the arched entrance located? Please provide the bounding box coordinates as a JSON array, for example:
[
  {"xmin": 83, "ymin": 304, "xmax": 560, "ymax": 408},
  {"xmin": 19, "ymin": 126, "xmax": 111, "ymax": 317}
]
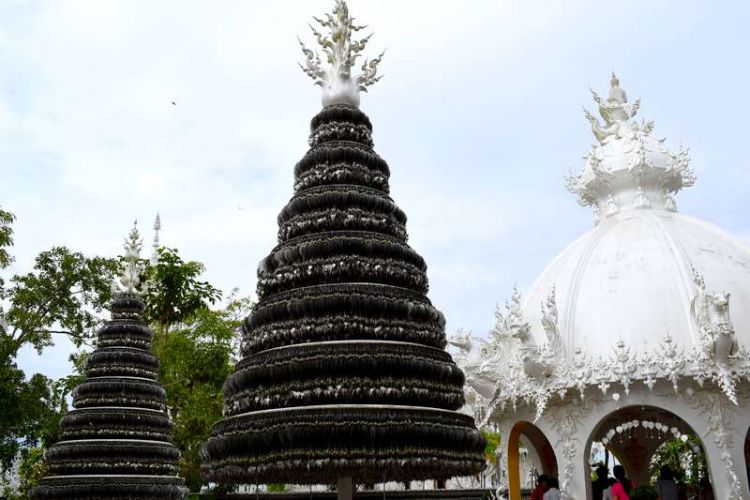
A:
[
  {"xmin": 584, "ymin": 405, "xmax": 714, "ymax": 499},
  {"xmin": 507, "ymin": 421, "xmax": 557, "ymax": 500}
]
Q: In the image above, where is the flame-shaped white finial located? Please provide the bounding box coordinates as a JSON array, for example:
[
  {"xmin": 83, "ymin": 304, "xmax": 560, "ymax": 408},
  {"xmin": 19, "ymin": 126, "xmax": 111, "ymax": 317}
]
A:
[
  {"xmin": 298, "ymin": 0, "xmax": 384, "ymax": 107},
  {"xmin": 113, "ymin": 220, "xmax": 145, "ymax": 295}
]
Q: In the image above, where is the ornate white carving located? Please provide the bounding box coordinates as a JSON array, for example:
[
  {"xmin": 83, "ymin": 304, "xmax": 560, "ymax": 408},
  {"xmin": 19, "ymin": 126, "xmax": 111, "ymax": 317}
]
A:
[
  {"xmin": 633, "ymin": 185, "xmax": 650, "ymax": 208},
  {"xmin": 507, "ymin": 288, "xmax": 556, "ymax": 381},
  {"xmin": 298, "ymin": 0, "xmax": 384, "ymax": 107},
  {"xmin": 150, "ymin": 212, "xmax": 161, "ymax": 266},
  {"xmin": 447, "ymin": 330, "xmax": 495, "ymax": 403},
  {"xmin": 691, "ymin": 267, "xmax": 738, "ymax": 363},
  {"xmin": 570, "ymin": 348, "xmax": 591, "ymax": 399},
  {"xmin": 540, "ymin": 286, "xmax": 562, "ymax": 356},
  {"xmin": 566, "ymin": 74, "xmax": 696, "ymax": 216},
  {"xmin": 112, "ymin": 221, "xmax": 146, "ymax": 295},
  {"xmin": 658, "ymin": 334, "xmax": 685, "ymax": 393},
  {"xmin": 686, "ymin": 391, "xmax": 744, "ymax": 499},
  {"xmin": 453, "ymin": 282, "xmax": 749, "ymax": 424},
  {"xmin": 549, "ymin": 399, "xmax": 594, "ymax": 499},
  {"xmin": 605, "ymin": 194, "xmax": 619, "ymax": 216}
]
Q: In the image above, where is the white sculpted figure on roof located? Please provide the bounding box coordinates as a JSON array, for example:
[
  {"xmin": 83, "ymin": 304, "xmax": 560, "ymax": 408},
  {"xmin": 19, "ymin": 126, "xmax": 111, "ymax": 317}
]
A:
[
  {"xmin": 540, "ymin": 285, "xmax": 563, "ymax": 356},
  {"xmin": 299, "ymin": 0, "xmax": 384, "ymax": 107},
  {"xmin": 567, "ymin": 73, "xmax": 695, "ymax": 212},
  {"xmin": 447, "ymin": 331, "xmax": 496, "ymax": 420},
  {"xmin": 495, "ymin": 287, "xmax": 560, "ymax": 379},
  {"xmin": 584, "ymin": 73, "xmax": 641, "ymax": 142},
  {"xmin": 690, "ymin": 268, "xmax": 739, "ymax": 364}
]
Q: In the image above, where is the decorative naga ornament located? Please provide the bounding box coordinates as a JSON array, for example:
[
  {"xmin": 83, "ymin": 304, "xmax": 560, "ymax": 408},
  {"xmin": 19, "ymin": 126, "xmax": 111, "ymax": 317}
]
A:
[
  {"xmin": 299, "ymin": 0, "xmax": 384, "ymax": 107},
  {"xmin": 30, "ymin": 223, "xmax": 187, "ymax": 499},
  {"xmin": 202, "ymin": 0, "xmax": 485, "ymax": 489}
]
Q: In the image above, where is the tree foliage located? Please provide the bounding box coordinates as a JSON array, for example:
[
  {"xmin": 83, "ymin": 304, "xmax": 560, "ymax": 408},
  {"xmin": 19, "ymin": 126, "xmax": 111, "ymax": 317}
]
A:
[
  {"xmin": 649, "ymin": 435, "xmax": 707, "ymax": 491},
  {"xmin": 155, "ymin": 294, "xmax": 251, "ymax": 491},
  {"xmin": 2, "ymin": 247, "xmax": 118, "ymax": 356},
  {"xmin": 145, "ymin": 247, "xmax": 249, "ymax": 491},
  {"xmin": 0, "ymin": 365, "xmax": 50, "ymax": 470},
  {"xmin": 481, "ymin": 430, "xmax": 501, "ymax": 466},
  {"xmin": 144, "ymin": 247, "xmax": 221, "ymax": 333},
  {"xmin": 0, "ymin": 208, "xmax": 15, "ymax": 270},
  {"xmin": 2, "ymin": 447, "xmax": 46, "ymax": 500}
]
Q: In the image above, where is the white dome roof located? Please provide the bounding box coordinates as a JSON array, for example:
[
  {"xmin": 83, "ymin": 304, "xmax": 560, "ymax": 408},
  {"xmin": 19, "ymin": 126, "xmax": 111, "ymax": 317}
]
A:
[
  {"xmin": 522, "ymin": 209, "xmax": 750, "ymax": 359},
  {"xmin": 522, "ymin": 74, "xmax": 750, "ymax": 360},
  {"xmin": 453, "ymin": 74, "xmax": 750, "ymax": 422}
]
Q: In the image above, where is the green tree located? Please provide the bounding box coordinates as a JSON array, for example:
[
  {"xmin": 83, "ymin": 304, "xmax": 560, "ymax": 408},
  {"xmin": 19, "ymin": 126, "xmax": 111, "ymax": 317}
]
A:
[
  {"xmin": 156, "ymin": 294, "xmax": 252, "ymax": 491},
  {"xmin": 144, "ymin": 247, "xmax": 221, "ymax": 334},
  {"xmin": 15, "ymin": 447, "xmax": 46, "ymax": 499},
  {"xmin": 2, "ymin": 247, "xmax": 118, "ymax": 356},
  {"xmin": 481, "ymin": 430, "xmax": 501, "ymax": 466},
  {"xmin": 0, "ymin": 208, "xmax": 15, "ymax": 270},
  {"xmin": 156, "ymin": 309, "xmax": 233, "ymax": 490},
  {"xmin": 144, "ymin": 247, "xmax": 249, "ymax": 491},
  {"xmin": 649, "ymin": 435, "xmax": 707, "ymax": 492}
]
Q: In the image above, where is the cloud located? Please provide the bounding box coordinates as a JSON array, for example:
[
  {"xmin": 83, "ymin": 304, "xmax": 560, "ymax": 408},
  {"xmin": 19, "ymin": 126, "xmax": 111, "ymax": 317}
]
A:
[{"xmin": 2, "ymin": 0, "xmax": 749, "ymax": 381}]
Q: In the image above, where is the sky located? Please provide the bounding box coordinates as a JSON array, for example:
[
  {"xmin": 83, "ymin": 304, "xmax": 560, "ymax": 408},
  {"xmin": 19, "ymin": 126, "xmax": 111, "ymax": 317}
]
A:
[{"xmin": 2, "ymin": 0, "xmax": 749, "ymax": 381}]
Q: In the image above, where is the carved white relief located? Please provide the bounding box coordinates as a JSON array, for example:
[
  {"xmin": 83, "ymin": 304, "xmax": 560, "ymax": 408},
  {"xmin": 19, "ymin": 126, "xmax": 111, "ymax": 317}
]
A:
[
  {"xmin": 691, "ymin": 267, "xmax": 738, "ymax": 363},
  {"xmin": 657, "ymin": 334, "xmax": 685, "ymax": 393},
  {"xmin": 540, "ymin": 286, "xmax": 563, "ymax": 357},
  {"xmin": 610, "ymin": 339, "xmax": 637, "ymax": 395},
  {"xmin": 453, "ymin": 292, "xmax": 749, "ymax": 425},
  {"xmin": 549, "ymin": 400, "xmax": 594, "ymax": 499},
  {"xmin": 605, "ymin": 194, "xmax": 619, "ymax": 216},
  {"xmin": 633, "ymin": 185, "xmax": 650, "ymax": 208},
  {"xmin": 686, "ymin": 391, "xmax": 744, "ymax": 499}
]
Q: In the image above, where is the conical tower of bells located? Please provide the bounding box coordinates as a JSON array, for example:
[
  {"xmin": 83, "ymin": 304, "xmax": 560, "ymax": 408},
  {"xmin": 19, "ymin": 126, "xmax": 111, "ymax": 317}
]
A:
[
  {"xmin": 202, "ymin": 0, "xmax": 486, "ymax": 490},
  {"xmin": 30, "ymin": 224, "xmax": 187, "ymax": 499}
]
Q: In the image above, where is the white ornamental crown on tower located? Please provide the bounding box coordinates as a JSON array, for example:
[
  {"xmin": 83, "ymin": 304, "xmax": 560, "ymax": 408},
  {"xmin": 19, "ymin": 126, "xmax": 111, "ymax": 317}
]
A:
[
  {"xmin": 565, "ymin": 73, "xmax": 695, "ymax": 221},
  {"xmin": 112, "ymin": 221, "xmax": 146, "ymax": 295},
  {"xmin": 299, "ymin": 0, "xmax": 384, "ymax": 108}
]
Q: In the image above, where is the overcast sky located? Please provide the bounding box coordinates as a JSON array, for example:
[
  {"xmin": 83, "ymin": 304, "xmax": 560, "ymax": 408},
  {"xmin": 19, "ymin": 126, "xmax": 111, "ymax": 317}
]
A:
[{"xmin": 3, "ymin": 0, "xmax": 749, "ymax": 381}]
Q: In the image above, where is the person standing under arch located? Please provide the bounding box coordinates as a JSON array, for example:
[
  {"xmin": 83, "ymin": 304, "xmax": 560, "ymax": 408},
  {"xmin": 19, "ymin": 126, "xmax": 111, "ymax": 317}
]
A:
[
  {"xmin": 611, "ymin": 465, "xmax": 633, "ymax": 500},
  {"xmin": 530, "ymin": 474, "xmax": 548, "ymax": 500},
  {"xmin": 655, "ymin": 465, "xmax": 678, "ymax": 500}
]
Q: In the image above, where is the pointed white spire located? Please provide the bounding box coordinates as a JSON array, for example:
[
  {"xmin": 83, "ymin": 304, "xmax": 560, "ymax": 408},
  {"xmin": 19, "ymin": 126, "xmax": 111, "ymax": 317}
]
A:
[
  {"xmin": 113, "ymin": 220, "xmax": 145, "ymax": 295},
  {"xmin": 150, "ymin": 212, "xmax": 161, "ymax": 266},
  {"xmin": 299, "ymin": 0, "xmax": 384, "ymax": 107}
]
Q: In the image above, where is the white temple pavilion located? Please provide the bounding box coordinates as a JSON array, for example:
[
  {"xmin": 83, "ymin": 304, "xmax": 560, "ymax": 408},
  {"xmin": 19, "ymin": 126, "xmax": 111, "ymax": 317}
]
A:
[{"xmin": 451, "ymin": 74, "xmax": 750, "ymax": 500}]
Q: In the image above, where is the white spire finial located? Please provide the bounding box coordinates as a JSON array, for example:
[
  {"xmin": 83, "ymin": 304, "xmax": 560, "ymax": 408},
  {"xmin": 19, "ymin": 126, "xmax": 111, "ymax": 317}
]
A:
[
  {"xmin": 150, "ymin": 212, "xmax": 161, "ymax": 265},
  {"xmin": 567, "ymin": 74, "xmax": 696, "ymax": 221},
  {"xmin": 299, "ymin": 0, "xmax": 384, "ymax": 107},
  {"xmin": 113, "ymin": 220, "xmax": 145, "ymax": 295}
]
